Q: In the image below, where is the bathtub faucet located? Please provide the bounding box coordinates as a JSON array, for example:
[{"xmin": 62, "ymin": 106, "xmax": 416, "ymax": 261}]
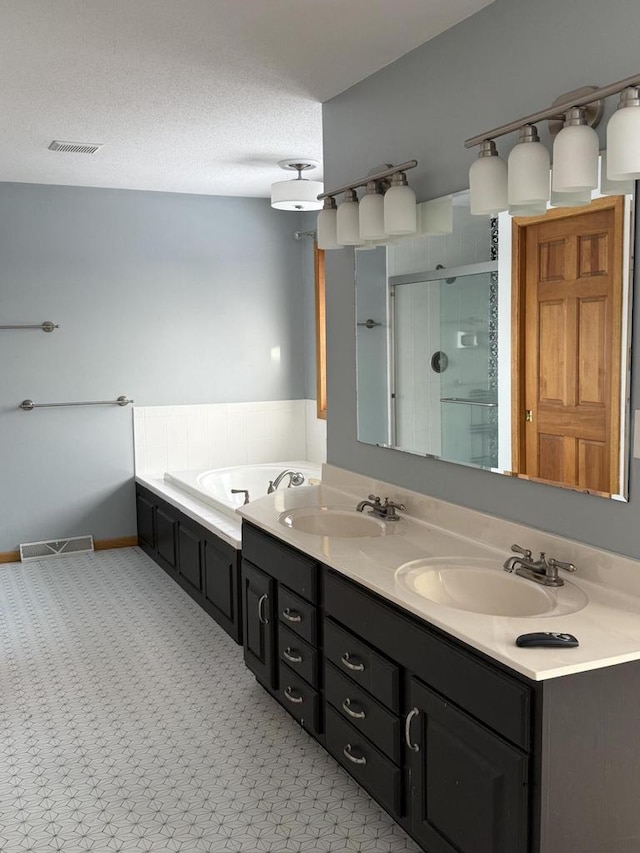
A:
[{"xmin": 267, "ymin": 469, "xmax": 305, "ymax": 494}]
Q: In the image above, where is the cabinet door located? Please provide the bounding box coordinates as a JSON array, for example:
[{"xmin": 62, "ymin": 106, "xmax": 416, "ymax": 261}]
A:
[
  {"xmin": 241, "ymin": 560, "xmax": 276, "ymax": 690},
  {"xmin": 136, "ymin": 491, "xmax": 155, "ymax": 550},
  {"xmin": 203, "ymin": 535, "xmax": 241, "ymax": 643},
  {"xmin": 178, "ymin": 525, "xmax": 202, "ymax": 591},
  {"xmin": 407, "ymin": 676, "xmax": 529, "ymax": 853},
  {"xmin": 156, "ymin": 507, "xmax": 177, "ymax": 571}
]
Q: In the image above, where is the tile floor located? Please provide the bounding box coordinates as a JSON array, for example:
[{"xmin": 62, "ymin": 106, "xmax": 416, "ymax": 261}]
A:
[{"xmin": 0, "ymin": 548, "xmax": 420, "ymax": 852}]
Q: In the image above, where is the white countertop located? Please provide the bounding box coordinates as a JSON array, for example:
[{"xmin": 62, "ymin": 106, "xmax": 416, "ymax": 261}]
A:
[{"xmin": 238, "ymin": 482, "xmax": 640, "ymax": 682}]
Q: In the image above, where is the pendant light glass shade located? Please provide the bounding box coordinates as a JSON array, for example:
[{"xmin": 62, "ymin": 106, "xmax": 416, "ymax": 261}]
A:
[
  {"xmin": 600, "ymin": 151, "xmax": 635, "ymax": 196},
  {"xmin": 359, "ymin": 181, "xmax": 387, "ymax": 240},
  {"xmin": 336, "ymin": 190, "xmax": 363, "ymax": 245},
  {"xmin": 317, "ymin": 197, "xmax": 340, "ymax": 250},
  {"xmin": 469, "ymin": 140, "xmax": 508, "ymax": 215},
  {"xmin": 552, "ymin": 108, "xmax": 599, "ymax": 193},
  {"xmin": 606, "ymin": 88, "xmax": 640, "ymax": 180},
  {"xmin": 550, "ymin": 185, "xmax": 592, "ymax": 207},
  {"xmin": 271, "ymin": 178, "xmax": 323, "ymax": 210},
  {"xmin": 508, "ymin": 125, "xmax": 550, "ymax": 206},
  {"xmin": 383, "ymin": 172, "xmax": 417, "ymax": 235}
]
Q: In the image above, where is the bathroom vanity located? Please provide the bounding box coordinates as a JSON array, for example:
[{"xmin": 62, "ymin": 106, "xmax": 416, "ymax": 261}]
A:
[{"xmin": 237, "ymin": 473, "xmax": 640, "ymax": 853}]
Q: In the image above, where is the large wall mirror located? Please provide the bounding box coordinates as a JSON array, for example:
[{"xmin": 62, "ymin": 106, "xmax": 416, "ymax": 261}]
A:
[{"xmin": 355, "ymin": 183, "xmax": 635, "ymax": 500}]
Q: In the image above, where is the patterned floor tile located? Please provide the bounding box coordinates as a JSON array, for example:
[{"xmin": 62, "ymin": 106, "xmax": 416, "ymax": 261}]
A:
[{"xmin": 0, "ymin": 548, "xmax": 420, "ymax": 852}]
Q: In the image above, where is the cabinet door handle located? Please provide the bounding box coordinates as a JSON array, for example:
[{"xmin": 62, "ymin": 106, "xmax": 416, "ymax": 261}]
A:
[
  {"xmin": 343, "ymin": 744, "xmax": 367, "ymax": 765},
  {"xmin": 282, "ymin": 607, "xmax": 302, "ymax": 623},
  {"xmin": 284, "ymin": 686, "xmax": 304, "ymax": 704},
  {"xmin": 257, "ymin": 593, "xmax": 269, "ymax": 625},
  {"xmin": 283, "ymin": 647, "xmax": 303, "ymax": 664},
  {"xmin": 341, "ymin": 652, "xmax": 365, "ymax": 672},
  {"xmin": 405, "ymin": 707, "xmax": 420, "ymax": 752},
  {"xmin": 342, "ymin": 698, "xmax": 366, "ymax": 720}
]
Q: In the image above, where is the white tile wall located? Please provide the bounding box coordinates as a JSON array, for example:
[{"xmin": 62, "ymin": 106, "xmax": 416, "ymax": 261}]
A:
[{"xmin": 134, "ymin": 400, "xmax": 326, "ymax": 477}]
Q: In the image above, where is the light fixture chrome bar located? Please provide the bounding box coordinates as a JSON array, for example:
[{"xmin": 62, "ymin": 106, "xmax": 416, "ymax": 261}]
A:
[
  {"xmin": 0, "ymin": 321, "xmax": 59, "ymax": 332},
  {"xmin": 19, "ymin": 395, "xmax": 134, "ymax": 411},
  {"xmin": 389, "ymin": 260, "xmax": 498, "ymax": 287},
  {"xmin": 465, "ymin": 72, "xmax": 640, "ymax": 148},
  {"xmin": 318, "ymin": 160, "xmax": 418, "ymax": 200}
]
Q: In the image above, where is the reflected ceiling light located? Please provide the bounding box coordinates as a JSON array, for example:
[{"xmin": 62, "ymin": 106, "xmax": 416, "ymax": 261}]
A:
[
  {"xmin": 552, "ymin": 108, "xmax": 599, "ymax": 193},
  {"xmin": 599, "ymin": 151, "xmax": 635, "ymax": 196},
  {"xmin": 550, "ymin": 184, "xmax": 592, "ymax": 208},
  {"xmin": 359, "ymin": 181, "xmax": 386, "ymax": 241},
  {"xmin": 270, "ymin": 159, "xmax": 323, "ymax": 211},
  {"xmin": 508, "ymin": 202, "xmax": 548, "ymax": 217},
  {"xmin": 317, "ymin": 197, "xmax": 340, "ymax": 250},
  {"xmin": 469, "ymin": 140, "xmax": 508, "ymax": 216},
  {"xmin": 607, "ymin": 87, "xmax": 640, "ymax": 180},
  {"xmin": 508, "ymin": 125, "xmax": 550, "ymax": 207},
  {"xmin": 384, "ymin": 172, "xmax": 417, "ymax": 235},
  {"xmin": 336, "ymin": 189, "xmax": 363, "ymax": 245}
]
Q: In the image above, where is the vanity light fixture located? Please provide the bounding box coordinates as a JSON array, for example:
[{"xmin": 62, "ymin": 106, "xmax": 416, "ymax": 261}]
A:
[
  {"xmin": 317, "ymin": 197, "xmax": 340, "ymax": 250},
  {"xmin": 599, "ymin": 151, "xmax": 635, "ymax": 196},
  {"xmin": 508, "ymin": 125, "xmax": 550, "ymax": 207},
  {"xmin": 270, "ymin": 159, "xmax": 324, "ymax": 211},
  {"xmin": 607, "ymin": 87, "xmax": 640, "ymax": 180},
  {"xmin": 465, "ymin": 72, "xmax": 640, "ymax": 216},
  {"xmin": 359, "ymin": 181, "xmax": 387, "ymax": 241},
  {"xmin": 469, "ymin": 140, "xmax": 508, "ymax": 216},
  {"xmin": 383, "ymin": 171, "xmax": 417, "ymax": 235},
  {"xmin": 336, "ymin": 189, "xmax": 363, "ymax": 246}
]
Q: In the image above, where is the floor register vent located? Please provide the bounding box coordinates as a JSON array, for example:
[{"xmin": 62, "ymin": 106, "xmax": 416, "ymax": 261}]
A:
[{"xmin": 20, "ymin": 535, "xmax": 94, "ymax": 562}]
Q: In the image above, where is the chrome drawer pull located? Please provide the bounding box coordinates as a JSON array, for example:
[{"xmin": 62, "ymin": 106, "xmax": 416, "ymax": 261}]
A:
[
  {"xmin": 341, "ymin": 652, "xmax": 365, "ymax": 672},
  {"xmin": 284, "ymin": 686, "xmax": 304, "ymax": 704},
  {"xmin": 257, "ymin": 593, "xmax": 269, "ymax": 625},
  {"xmin": 405, "ymin": 707, "xmax": 420, "ymax": 752},
  {"xmin": 342, "ymin": 698, "xmax": 366, "ymax": 720},
  {"xmin": 282, "ymin": 608, "xmax": 302, "ymax": 623},
  {"xmin": 283, "ymin": 647, "xmax": 303, "ymax": 664},
  {"xmin": 343, "ymin": 744, "xmax": 367, "ymax": 765}
]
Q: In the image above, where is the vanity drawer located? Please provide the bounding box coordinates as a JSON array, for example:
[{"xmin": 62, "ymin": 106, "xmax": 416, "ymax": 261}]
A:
[
  {"xmin": 278, "ymin": 624, "xmax": 319, "ymax": 688},
  {"xmin": 242, "ymin": 524, "xmax": 318, "ymax": 602},
  {"xmin": 278, "ymin": 662, "xmax": 320, "ymax": 735},
  {"xmin": 325, "ymin": 705, "xmax": 402, "ymax": 819},
  {"xmin": 278, "ymin": 586, "xmax": 317, "ymax": 645},
  {"xmin": 325, "ymin": 661, "xmax": 401, "ymax": 764},
  {"xmin": 324, "ymin": 570, "xmax": 532, "ymax": 750},
  {"xmin": 324, "ymin": 618, "xmax": 399, "ymax": 713}
]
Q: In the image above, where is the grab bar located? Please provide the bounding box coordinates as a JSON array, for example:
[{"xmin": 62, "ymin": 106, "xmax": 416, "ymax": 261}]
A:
[
  {"xmin": 0, "ymin": 321, "xmax": 59, "ymax": 332},
  {"xmin": 19, "ymin": 395, "xmax": 134, "ymax": 411}
]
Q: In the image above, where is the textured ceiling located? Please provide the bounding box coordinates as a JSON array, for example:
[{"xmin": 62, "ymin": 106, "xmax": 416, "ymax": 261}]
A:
[{"xmin": 0, "ymin": 0, "xmax": 494, "ymax": 196}]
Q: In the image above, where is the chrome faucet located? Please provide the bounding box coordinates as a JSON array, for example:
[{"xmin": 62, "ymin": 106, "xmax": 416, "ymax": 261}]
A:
[
  {"xmin": 504, "ymin": 544, "xmax": 576, "ymax": 587},
  {"xmin": 356, "ymin": 494, "xmax": 406, "ymax": 521},
  {"xmin": 267, "ymin": 469, "xmax": 305, "ymax": 494}
]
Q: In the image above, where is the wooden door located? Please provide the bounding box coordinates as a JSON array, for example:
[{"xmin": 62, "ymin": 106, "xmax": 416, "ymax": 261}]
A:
[
  {"xmin": 513, "ymin": 196, "xmax": 624, "ymax": 495},
  {"xmin": 407, "ymin": 677, "xmax": 529, "ymax": 853}
]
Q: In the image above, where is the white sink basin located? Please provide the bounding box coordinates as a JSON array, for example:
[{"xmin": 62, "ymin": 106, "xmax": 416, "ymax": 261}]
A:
[
  {"xmin": 395, "ymin": 557, "xmax": 588, "ymax": 617},
  {"xmin": 279, "ymin": 507, "xmax": 387, "ymax": 538}
]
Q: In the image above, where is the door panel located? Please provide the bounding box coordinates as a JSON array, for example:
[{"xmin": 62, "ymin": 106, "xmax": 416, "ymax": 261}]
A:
[
  {"xmin": 178, "ymin": 525, "xmax": 202, "ymax": 591},
  {"xmin": 241, "ymin": 560, "xmax": 276, "ymax": 689}
]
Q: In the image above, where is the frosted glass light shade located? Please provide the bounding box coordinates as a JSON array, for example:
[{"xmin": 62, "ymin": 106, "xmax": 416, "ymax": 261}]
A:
[
  {"xmin": 359, "ymin": 192, "xmax": 386, "ymax": 240},
  {"xmin": 552, "ymin": 124, "xmax": 599, "ymax": 193},
  {"xmin": 271, "ymin": 179, "xmax": 324, "ymax": 210},
  {"xmin": 317, "ymin": 207, "xmax": 340, "ymax": 250},
  {"xmin": 470, "ymin": 152, "xmax": 507, "ymax": 215},
  {"xmin": 508, "ymin": 140, "xmax": 550, "ymax": 206},
  {"xmin": 336, "ymin": 195, "xmax": 362, "ymax": 245},
  {"xmin": 509, "ymin": 201, "xmax": 547, "ymax": 217},
  {"xmin": 384, "ymin": 185, "xmax": 417, "ymax": 235},
  {"xmin": 607, "ymin": 101, "xmax": 640, "ymax": 180},
  {"xmin": 550, "ymin": 183, "xmax": 592, "ymax": 207},
  {"xmin": 600, "ymin": 151, "xmax": 634, "ymax": 196}
]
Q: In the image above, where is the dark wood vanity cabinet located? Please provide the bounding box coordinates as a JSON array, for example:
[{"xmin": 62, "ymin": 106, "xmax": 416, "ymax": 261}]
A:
[{"xmin": 135, "ymin": 485, "xmax": 242, "ymax": 643}]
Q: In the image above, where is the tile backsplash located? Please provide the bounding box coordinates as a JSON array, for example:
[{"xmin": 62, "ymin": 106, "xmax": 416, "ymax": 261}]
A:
[{"xmin": 134, "ymin": 400, "xmax": 326, "ymax": 477}]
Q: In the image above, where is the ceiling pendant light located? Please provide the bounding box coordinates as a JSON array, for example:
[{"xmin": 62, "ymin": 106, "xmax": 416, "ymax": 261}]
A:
[
  {"xmin": 271, "ymin": 159, "xmax": 323, "ymax": 211},
  {"xmin": 607, "ymin": 87, "xmax": 640, "ymax": 180},
  {"xmin": 336, "ymin": 189, "xmax": 363, "ymax": 245},
  {"xmin": 552, "ymin": 108, "xmax": 599, "ymax": 193},
  {"xmin": 359, "ymin": 181, "xmax": 387, "ymax": 241},
  {"xmin": 317, "ymin": 197, "xmax": 340, "ymax": 250},
  {"xmin": 384, "ymin": 172, "xmax": 417, "ymax": 235},
  {"xmin": 469, "ymin": 140, "xmax": 508, "ymax": 216},
  {"xmin": 508, "ymin": 125, "xmax": 550, "ymax": 207}
]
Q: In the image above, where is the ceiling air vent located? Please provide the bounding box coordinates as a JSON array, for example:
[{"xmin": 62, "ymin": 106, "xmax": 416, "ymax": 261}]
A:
[{"xmin": 48, "ymin": 140, "xmax": 103, "ymax": 154}]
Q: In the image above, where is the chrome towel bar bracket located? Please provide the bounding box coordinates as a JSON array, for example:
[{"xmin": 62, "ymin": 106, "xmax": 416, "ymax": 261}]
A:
[
  {"xmin": 0, "ymin": 321, "xmax": 59, "ymax": 332},
  {"xmin": 19, "ymin": 395, "xmax": 134, "ymax": 411}
]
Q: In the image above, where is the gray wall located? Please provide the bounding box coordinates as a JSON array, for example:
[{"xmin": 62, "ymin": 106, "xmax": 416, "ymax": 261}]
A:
[
  {"xmin": 323, "ymin": 0, "xmax": 640, "ymax": 558},
  {"xmin": 0, "ymin": 183, "xmax": 309, "ymax": 551}
]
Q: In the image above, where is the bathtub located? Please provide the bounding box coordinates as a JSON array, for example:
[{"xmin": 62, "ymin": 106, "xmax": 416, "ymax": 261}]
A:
[{"xmin": 164, "ymin": 461, "xmax": 322, "ymax": 519}]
